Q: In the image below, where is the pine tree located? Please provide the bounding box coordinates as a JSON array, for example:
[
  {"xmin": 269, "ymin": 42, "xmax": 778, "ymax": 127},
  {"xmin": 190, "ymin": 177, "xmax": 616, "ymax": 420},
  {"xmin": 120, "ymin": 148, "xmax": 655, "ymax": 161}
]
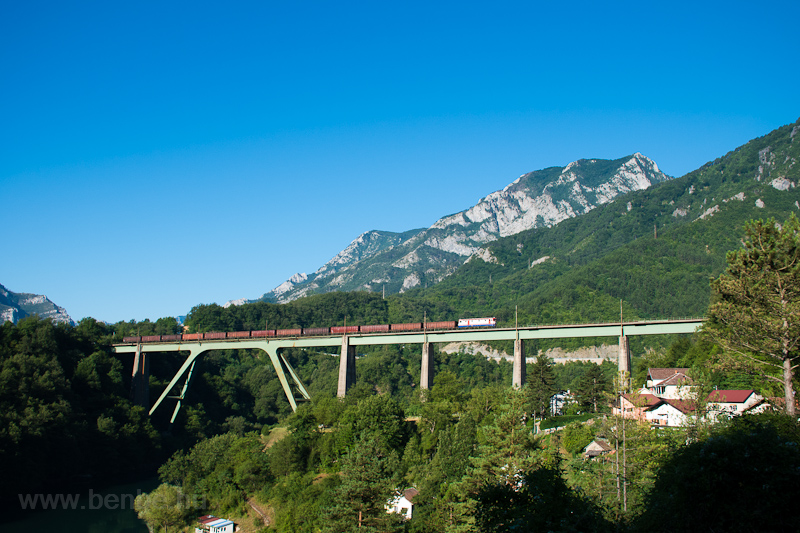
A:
[
  {"xmin": 707, "ymin": 216, "xmax": 800, "ymax": 415},
  {"xmin": 525, "ymin": 355, "xmax": 557, "ymax": 417},
  {"xmin": 322, "ymin": 433, "xmax": 403, "ymax": 532},
  {"xmin": 576, "ymin": 364, "xmax": 610, "ymax": 413},
  {"xmin": 445, "ymin": 389, "xmax": 541, "ymax": 532}
]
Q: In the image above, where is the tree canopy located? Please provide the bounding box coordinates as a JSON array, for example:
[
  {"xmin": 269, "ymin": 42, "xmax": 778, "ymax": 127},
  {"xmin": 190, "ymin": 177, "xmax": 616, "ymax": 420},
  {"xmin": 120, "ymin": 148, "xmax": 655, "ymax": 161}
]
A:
[{"xmin": 707, "ymin": 216, "xmax": 800, "ymax": 415}]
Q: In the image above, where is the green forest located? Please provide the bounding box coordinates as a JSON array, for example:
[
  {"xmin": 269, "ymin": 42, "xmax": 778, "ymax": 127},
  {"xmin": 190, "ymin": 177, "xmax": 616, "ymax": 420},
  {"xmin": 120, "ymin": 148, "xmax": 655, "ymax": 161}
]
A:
[
  {"xmin": 3, "ymin": 277, "xmax": 799, "ymax": 532},
  {"xmin": 2, "ymin": 119, "xmax": 800, "ymax": 531}
]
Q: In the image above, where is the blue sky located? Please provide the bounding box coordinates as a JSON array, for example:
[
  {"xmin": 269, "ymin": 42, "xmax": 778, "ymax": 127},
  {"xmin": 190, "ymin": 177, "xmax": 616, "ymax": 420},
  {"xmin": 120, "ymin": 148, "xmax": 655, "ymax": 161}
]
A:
[{"xmin": 2, "ymin": 1, "xmax": 798, "ymax": 323}]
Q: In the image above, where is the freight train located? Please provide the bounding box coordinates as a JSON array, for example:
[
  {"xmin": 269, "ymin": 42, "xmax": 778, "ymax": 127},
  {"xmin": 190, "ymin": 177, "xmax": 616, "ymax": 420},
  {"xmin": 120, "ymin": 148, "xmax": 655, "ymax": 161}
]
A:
[{"xmin": 121, "ymin": 317, "xmax": 497, "ymax": 343}]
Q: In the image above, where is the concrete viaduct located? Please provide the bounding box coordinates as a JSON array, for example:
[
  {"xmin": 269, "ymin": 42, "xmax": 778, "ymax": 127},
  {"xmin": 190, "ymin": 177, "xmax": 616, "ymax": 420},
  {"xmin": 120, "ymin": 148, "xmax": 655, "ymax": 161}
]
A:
[{"xmin": 113, "ymin": 318, "xmax": 703, "ymax": 423}]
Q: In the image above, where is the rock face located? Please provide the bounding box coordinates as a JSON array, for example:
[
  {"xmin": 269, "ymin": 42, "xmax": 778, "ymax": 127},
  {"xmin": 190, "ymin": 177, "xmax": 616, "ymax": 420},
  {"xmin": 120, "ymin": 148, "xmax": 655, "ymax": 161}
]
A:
[
  {"xmin": 0, "ymin": 283, "xmax": 74, "ymax": 325},
  {"xmin": 440, "ymin": 341, "xmax": 618, "ymax": 365},
  {"xmin": 245, "ymin": 153, "xmax": 671, "ymax": 304}
]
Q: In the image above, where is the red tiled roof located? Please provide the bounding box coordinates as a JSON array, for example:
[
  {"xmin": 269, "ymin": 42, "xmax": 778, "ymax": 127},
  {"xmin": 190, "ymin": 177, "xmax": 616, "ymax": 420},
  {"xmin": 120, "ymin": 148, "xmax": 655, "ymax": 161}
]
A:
[
  {"xmin": 623, "ymin": 392, "xmax": 661, "ymax": 407},
  {"xmin": 655, "ymin": 372, "xmax": 693, "ymax": 387},
  {"xmin": 648, "ymin": 368, "xmax": 690, "ymax": 381},
  {"xmin": 707, "ymin": 390, "xmax": 756, "ymax": 403},
  {"xmin": 659, "ymin": 398, "xmax": 696, "ymax": 414}
]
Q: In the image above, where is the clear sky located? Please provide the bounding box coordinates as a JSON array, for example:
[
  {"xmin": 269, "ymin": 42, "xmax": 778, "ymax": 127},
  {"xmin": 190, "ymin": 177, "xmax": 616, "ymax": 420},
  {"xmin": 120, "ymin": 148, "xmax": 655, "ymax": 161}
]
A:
[{"xmin": 2, "ymin": 1, "xmax": 798, "ymax": 323}]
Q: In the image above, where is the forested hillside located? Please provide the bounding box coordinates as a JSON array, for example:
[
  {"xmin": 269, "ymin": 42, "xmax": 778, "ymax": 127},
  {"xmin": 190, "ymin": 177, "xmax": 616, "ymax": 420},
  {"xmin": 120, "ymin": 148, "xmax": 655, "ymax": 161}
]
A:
[{"xmin": 0, "ymin": 318, "xmax": 164, "ymax": 507}]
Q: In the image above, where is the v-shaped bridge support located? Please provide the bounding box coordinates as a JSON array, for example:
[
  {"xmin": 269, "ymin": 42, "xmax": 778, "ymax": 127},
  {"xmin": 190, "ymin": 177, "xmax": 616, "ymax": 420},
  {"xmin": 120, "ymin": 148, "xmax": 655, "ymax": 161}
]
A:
[{"xmin": 148, "ymin": 343, "xmax": 310, "ymax": 423}]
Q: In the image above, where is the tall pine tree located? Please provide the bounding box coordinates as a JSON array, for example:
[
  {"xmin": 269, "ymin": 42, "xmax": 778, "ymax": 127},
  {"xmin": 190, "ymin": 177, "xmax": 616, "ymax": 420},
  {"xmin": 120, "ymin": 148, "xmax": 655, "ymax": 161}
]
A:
[
  {"xmin": 707, "ymin": 216, "xmax": 800, "ymax": 415},
  {"xmin": 322, "ymin": 433, "xmax": 404, "ymax": 532},
  {"xmin": 525, "ymin": 355, "xmax": 557, "ymax": 417}
]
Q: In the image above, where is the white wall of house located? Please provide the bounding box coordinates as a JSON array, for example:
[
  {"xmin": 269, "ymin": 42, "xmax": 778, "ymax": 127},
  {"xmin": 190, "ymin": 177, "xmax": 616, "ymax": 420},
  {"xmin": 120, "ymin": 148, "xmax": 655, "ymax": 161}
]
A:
[
  {"xmin": 646, "ymin": 403, "xmax": 690, "ymax": 427},
  {"xmin": 387, "ymin": 495, "xmax": 413, "ymax": 520},
  {"xmin": 708, "ymin": 392, "xmax": 766, "ymax": 420}
]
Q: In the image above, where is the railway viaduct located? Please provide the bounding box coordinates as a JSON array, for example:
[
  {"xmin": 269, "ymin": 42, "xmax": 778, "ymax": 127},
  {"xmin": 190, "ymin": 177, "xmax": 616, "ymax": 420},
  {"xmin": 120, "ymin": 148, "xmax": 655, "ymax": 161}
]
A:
[{"xmin": 113, "ymin": 318, "xmax": 703, "ymax": 423}]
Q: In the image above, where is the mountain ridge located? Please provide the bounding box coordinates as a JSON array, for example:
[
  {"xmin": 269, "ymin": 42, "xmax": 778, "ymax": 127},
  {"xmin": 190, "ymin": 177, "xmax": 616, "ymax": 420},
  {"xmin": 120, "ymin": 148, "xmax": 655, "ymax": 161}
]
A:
[
  {"xmin": 234, "ymin": 152, "xmax": 670, "ymax": 305},
  {"xmin": 418, "ymin": 117, "xmax": 800, "ymax": 326}
]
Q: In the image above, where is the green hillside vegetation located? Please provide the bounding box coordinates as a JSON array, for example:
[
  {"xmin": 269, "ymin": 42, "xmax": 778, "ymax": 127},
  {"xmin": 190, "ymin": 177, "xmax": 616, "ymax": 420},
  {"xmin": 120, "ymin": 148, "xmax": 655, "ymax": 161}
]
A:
[
  {"xmin": 0, "ymin": 317, "xmax": 165, "ymax": 507},
  {"xmin": 3, "ymin": 119, "xmax": 800, "ymax": 531}
]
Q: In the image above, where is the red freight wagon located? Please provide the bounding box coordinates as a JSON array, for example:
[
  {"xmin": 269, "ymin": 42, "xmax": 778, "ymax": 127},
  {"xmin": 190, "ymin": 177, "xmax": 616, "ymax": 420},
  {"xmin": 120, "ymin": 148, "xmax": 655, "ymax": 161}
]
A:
[
  {"xmin": 142, "ymin": 335, "xmax": 161, "ymax": 342},
  {"xmin": 360, "ymin": 324, "xmax": 390, "ymax": 333},
  {"xmin": 204, "ymin": 332, "xmax": 226, "ymax": 340},
  {"xmin": 303, "ymin": 327, "xmax": 330, "ymax": 336},
  {"xmin": 227, "ymin": 331, "xmax": 250, "ymax": 338},
  {"xmin": 182, "ymin": 333, "xmax": 202, "ymax": 341},
  {"xmin": 251, "ymin": 330, "xmax": 276, "ymax": 338},
  {"xmin": 331, "ymin": 325, "xmax": 360, "ymax": 334},
  {"xmin": 426, "ymin": 321, "xmax": 456, "ymax": 330},
  {"xmin": 277, "ymin": 328, "xmax": 302, "ymax": 337},
  {"xmin": 391, "ymin": 323, "xmax": 422, "ymax": 332},
  {"xmin": 161, "ymin": 334, "xmax": 181, "ymax": 342},
  {"xmin": 122, "ymin": 336, "xmax": 140, "ymax": 343}
]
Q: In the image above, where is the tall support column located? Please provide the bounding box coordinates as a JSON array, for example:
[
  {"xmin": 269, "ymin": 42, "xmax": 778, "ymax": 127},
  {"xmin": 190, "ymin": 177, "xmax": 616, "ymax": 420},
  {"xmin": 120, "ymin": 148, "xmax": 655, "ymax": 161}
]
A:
[
  {"xmin": 337, "ymin": 336, "xmax": 357, "ymax": 398},
  {"xmin": 130, "ymin": 344, "xmax": 150, "ymax": 408},
  {"xmin": 420, "ymin": 342, "xmax": 434, "ymax": 390},
  {"xmin": 512, "ymin": 339, "xmax": 526, "ymax": 389},
  {"xmin": 618, "ymin": 335, "xmax": 631, "ymax": 388}
]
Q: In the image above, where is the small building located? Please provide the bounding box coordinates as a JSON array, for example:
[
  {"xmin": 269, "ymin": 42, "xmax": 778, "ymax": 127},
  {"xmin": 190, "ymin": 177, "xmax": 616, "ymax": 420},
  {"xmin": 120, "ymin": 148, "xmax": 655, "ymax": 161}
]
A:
[
  {"xmin": 387, "ymin": 488, "xmax": 418, "ymax": 520},
  {"xmin": 196, "ymin": 515, "xmax": 235, "ymax": 533},
  {"xmin": 582, "ymin": 439, "xmax": 614, "ymax": 459}
]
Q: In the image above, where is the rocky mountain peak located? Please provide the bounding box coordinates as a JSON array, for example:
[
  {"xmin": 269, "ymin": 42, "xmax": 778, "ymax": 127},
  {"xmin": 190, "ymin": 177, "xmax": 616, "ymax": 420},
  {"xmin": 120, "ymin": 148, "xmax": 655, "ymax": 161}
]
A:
[
  {"xmin": 243, "ymin": 153, "xmax": 671, "ymax": 303},
  {"xmin": 0, "ymin": 283, "xmax": 74, "ymax": 325}
]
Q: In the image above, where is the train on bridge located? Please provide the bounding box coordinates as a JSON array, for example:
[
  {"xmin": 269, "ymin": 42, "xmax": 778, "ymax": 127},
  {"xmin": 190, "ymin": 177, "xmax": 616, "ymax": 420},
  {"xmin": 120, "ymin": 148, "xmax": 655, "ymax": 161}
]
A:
[{"xmin": 121, "ymin": 317, "xmax": 497, "ymax": 344}]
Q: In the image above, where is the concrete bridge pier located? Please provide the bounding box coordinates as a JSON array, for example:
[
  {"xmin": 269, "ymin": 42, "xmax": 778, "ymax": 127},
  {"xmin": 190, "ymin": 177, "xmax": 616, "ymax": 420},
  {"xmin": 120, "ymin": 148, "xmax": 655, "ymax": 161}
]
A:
[
  {"xmin": 512, "ymin": 339, "xmax": 526, "ymax": 389},
  {"xmin": 618, "ymin": 335, "xmax": 631, "ymax": 388},
  {"xmin": 130, "ymin": 344, "xmax": 150, "ymax": 408},
  {"xmin": 337, "ymin": 336, "xmax": 357, "ymax": 398},
  {"xmin": 420, "ymin": 342, "xmax": 434, "ymax": 390}
]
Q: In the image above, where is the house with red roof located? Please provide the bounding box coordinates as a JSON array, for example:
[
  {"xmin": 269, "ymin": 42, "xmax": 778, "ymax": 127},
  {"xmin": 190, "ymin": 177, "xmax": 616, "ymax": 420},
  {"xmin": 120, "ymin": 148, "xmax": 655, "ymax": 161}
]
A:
[
  {"xmin": 615, "ymin": 391, "xmax": 661, "ymax": 421},
  {"xmin": 615, "ymin": 367, "xmax": 770, "ymax": 427},
  {"xmin": 645, "ymin": 368, "xmax": 694, "ymax": 399},
  {"xmin": 707, "ymin": 390, "xmax": 768, "ymax": 420},
  {"xmin": 616, "ymin": 380, "xmax": 698, "ymax": 427},
  {"xmin": 645, "ymin": 398, "xmax": 697, "ymax": 427}
]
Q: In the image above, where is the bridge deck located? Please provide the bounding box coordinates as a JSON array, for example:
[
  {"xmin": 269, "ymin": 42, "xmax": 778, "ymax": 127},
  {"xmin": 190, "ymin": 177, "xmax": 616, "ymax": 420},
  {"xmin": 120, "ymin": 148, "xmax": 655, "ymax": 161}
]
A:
[
  {"xmin": 112, "ymin": 318, "xmax": 703, "ymax": 354},
  {"xmin": 113, "ymin": 318, "xmax": 703, "ymax": 420}
]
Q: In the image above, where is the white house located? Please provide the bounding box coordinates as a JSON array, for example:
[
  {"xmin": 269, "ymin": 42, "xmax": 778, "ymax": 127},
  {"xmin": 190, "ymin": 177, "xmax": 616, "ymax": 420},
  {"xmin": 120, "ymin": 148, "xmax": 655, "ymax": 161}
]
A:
[
  {"xmin": 645, "ymin": 368, "xmax": 693, "ymax": 399},
  {"xmin": 645, "ymin": 398, "xmax": 696, "ymax": 427},
  {"xmin": 387, "ymin": 488, "xmax": 418, "ymax": 520},
  {"xmin": 550, "ymin": 390, "xmax": 575, "ymax": 416},
  {"xmin": 195, "ymin": 515, "xmax": 235, "ymax": 533},
  {"xmin": 707, "ymin": 390, "xmax": 768, "ymax": 420}
]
